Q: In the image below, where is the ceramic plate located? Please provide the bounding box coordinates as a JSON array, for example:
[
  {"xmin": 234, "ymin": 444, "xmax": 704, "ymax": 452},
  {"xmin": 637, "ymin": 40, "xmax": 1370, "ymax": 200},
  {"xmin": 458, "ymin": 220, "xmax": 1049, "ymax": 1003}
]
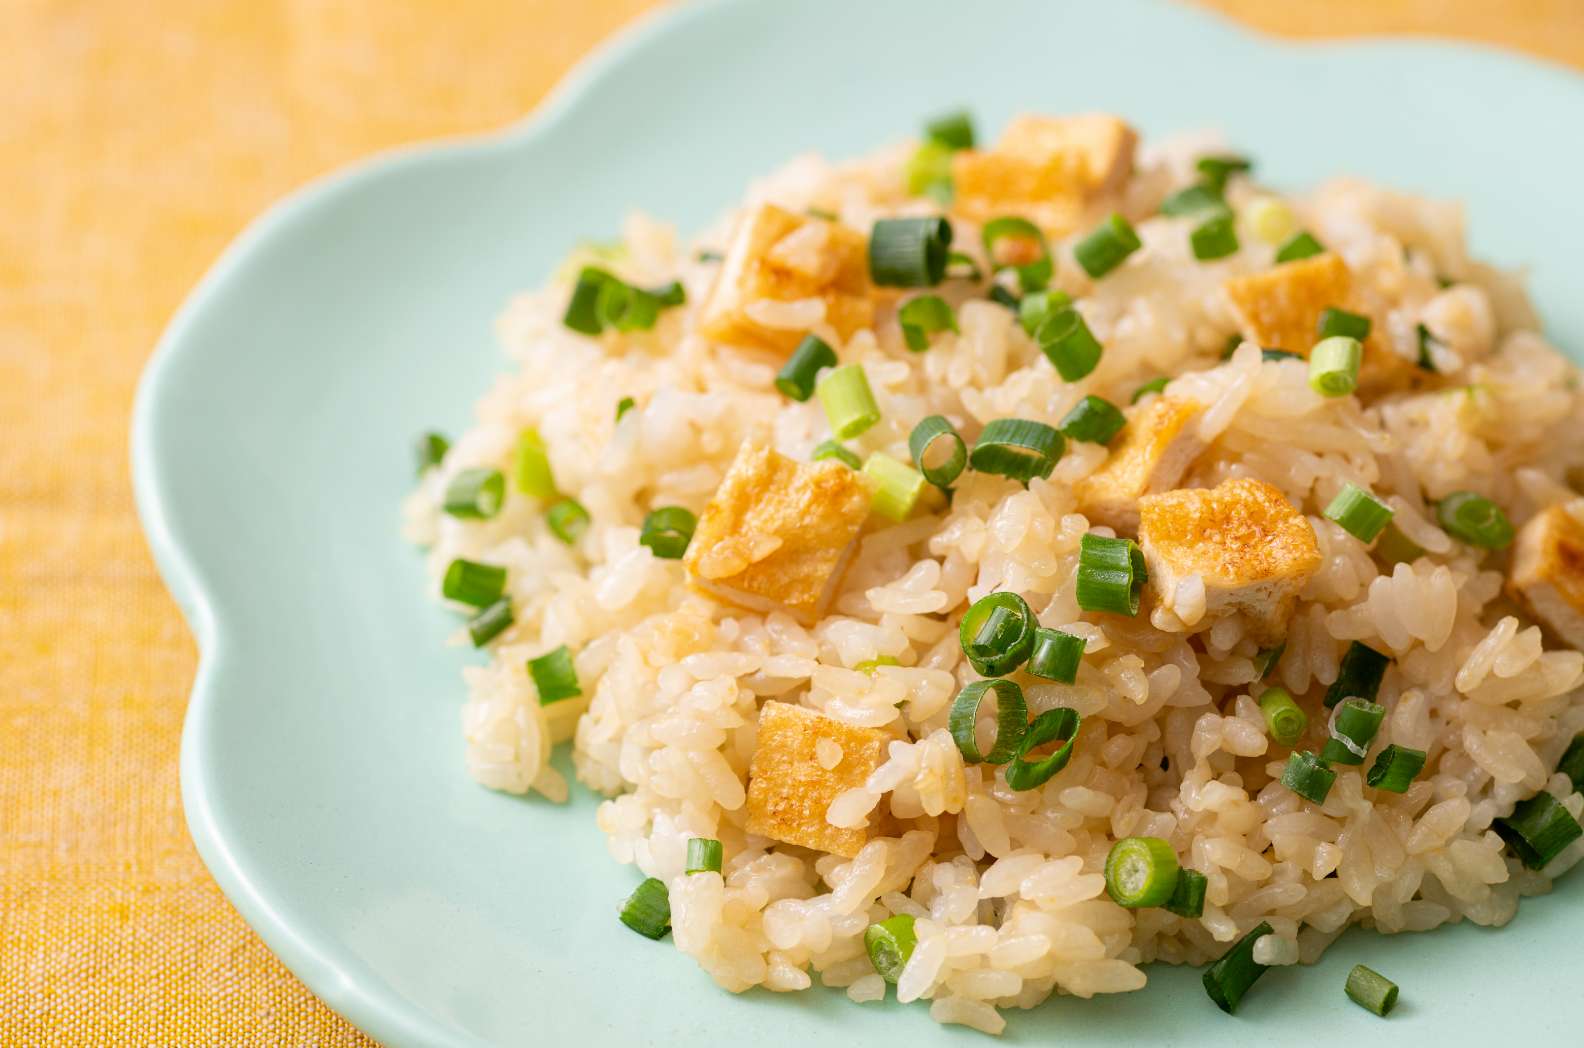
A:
[{"xmin": 132, "ymin": 0, "xmax": 1584, "ymax": 1043}]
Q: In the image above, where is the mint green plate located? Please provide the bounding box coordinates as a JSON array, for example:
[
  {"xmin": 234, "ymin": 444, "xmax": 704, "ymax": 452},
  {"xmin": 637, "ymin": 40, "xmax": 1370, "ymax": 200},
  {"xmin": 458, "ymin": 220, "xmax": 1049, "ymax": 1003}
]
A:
[{"xmin": 132, "ymin": 1, "xmax": 1584, "ymax": 1043}]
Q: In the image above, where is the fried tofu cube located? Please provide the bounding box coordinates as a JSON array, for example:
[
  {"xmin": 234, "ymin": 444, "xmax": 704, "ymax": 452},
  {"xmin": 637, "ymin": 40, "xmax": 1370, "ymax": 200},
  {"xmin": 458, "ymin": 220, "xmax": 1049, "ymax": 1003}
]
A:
[
  {"xmin": 684, "ymin": 443, "xmax": 871, "ymax": 625},
  {"xmin": 746, "ymin": 701, "xmax": 890, "ymax": 858},
  {"xmin": 1076, "ymin": 395, "xmax": 1205, "ymax": 533},
  {"xmin": 1138, "ymin": 477, "xmax": 1322, "ymax": 643},
  {"xmin": 698, "ymin": 204, "xmax": 874, "ymax": 352},
  {"xmin": 952, "ymin": 113, "xmax": 1137, "ymax": 233},
  {"xmin": 1221, "ymin": 252, "xmax": 1416, "ymax": 393},
  {"xmin": 1508, "ymin": 503, "xmax": 1584, "ymax": 649}
]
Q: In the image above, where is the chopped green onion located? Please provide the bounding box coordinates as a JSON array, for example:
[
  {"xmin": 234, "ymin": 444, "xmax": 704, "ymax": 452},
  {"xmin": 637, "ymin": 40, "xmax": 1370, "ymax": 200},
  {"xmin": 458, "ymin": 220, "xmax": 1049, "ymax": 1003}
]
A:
[
  {"xmin": 1557, "ymin": 732, "xmax": 1584, "ymax": 792},
  {"xmin": 816, "ymin": 363, "xmax": 881, "ymax": 439},
  {"xmin": 1324, "ymin": 483, "xmax": 1394, "ymax": 543},
  {"xmin": 906, "ymin": 141, "xmax": 950, "ymax": 202},
  {"xmin": 1258, "ymin": 687, "xmax": 1307, "ymax": 746},
  {"xmin": 596, "ymin": 278, "xmax": 665, "ymax": 333},
  {"xmin": 415, "ymin": 431, "xmax": 450, "ymax": 475},
  {"xmin": 1494, "ymin": 791, "xmax": 1583, "ymax": 869},
  {"xmin": 528, "ymin": 645, "xmax": 581, "ymax": 704},
  {"xmin": 1254, "ymin": 643, "xmax": 1285, "ymax": 679},
  {"xmin": 442, "ymin": 558, "xmax": 507, "ymax": 608},
  {"xmin": 958, "ymin": 591, "xmax": 1037, "ymax": 677},
  {"xmin": 685, "ymin": 837, "xmax": 723, "ymax": 875},
  {"xmin": 1166, "ymin": 869, "xmax": 1207, "ymax": 918},
  {"xmin": 1220, "ymin": 332, "xmax": 1244, "ymax": 360},
  {"xmin": 1274, "ymin": 230, "xmax": 1325, "ymax": 264},
  {"xmin": 696, "ymin": 249, "xmax": 724, "ymax": 263},
  {"xmin": 545, "ymin": 497, "xmax": 591, "ymax": 545},
  {"xmin": 969, "ymin": 418, "xmax": 1064, "ymax": 485},
  {"xmin": 564, "ymin": 266, "xmax": 614, "ymax": 334},
  {"xmin": 1247, "ymin": 197, "xmax": 1295, "ymax": 245},
  {"xmin": 1308, "ymin": 336, "xmax": 1363, "ymax": 397},
  {"xmin": 1281, "ymin": 750, "xmax": 1336, "ymax": 804},
  {"xmin": 1005, "ymin": 707, "xmax": 1081, "ymax": 790},
  {"xmin": 775, "ymin": 334, "xmax": 838, "ymax": 401},
  {"xmin": 1132, "ymin": 377, "xmax": 1169, "ymax": 403},
  {"xmin": 1344, "ymin": 964, "xmax": 1398, "ymax": 1017},
  {"xmin": 948, "ymin": 678, "xmax": 1029, "ymax": 764},
  {"xmin": 865, "ymin": 914, "xmax": 918, "ymax": 983},
  {"xmin": 1317, "ymin": 307, "xmax": 1371, "ymax": 341},
  {"xmin": 1436, "ymin": 491, "xmax": 1514, "ymax": 549},
  {"xmin": 1027, "ymin": 628, "xmax": 1085, "ymax": 684},
  {"xmin": 924, "ymin": 110, "xmax": 975, "ymax": 150},
  {"xmin": 869, "ymin": 216, "xmax": 953, "ymax": 287},
  {"xmin": 812, "ymin": 439, "xmax": 862, "ymax": 470},
  {"xmin": 946, "ymin": 251, "xmax": 982, "ymax": 281},
  {"xmin": 1190, "ymin": 212, "xmax": 1239, "ymax": 261},
  {"xmin": 1324, "ymin": 641, "xmax": 1391, "ymax": 709},
  {"xmin": 1160, "ymin": 183, "xmax": 1227, "ymax": 218},
  {"xmin": 1366, "ymin": 744, "xmax": 1427, "ymax": 792},
  {"xmin": 466, "ymin": 598, "xmax": 513, "ymax": 647},
  {"xmin": 1415, "ymin": 322, "xmax": 1441, "ymax": 371},
  {"xmin": 653, "ymin": 280, "xmax": 686, "ymax": 307},
  {"xmin": 513, "ymin": 428, "xmax": 556, "ymax": 498},
  {"xmin": 1262, "ymin": 348, "xmax": 1302, "ymax": 362},
  {"xmin": 615, "ymin": 396, "xmax": 636, "ymax": 421},
  {"xmin": 898, "ymin": 294, "xmax": 959, "ymax": 351},
  {"xmin": 862, "ymin": 454, "xmax": 927, "ymax": 522},
  {"xmin": 443, "ymin": 468, "xmax": 506, "ymax": 520},
  {"xmin": 1075, "ymin": 533, "xmax": 1147, "ymax": 616},
  {"xmin": 1036, "ymin": 307, "xmax": 1104, "ymax": 380},
  {"xmin": 982, "ymin": 216, "xmax": 1053, "ymax": 292},
  {"xmin": 856, "ymin": 655, "xmax": 899, "ymax": 674},
  {"xmin": 640, "ymin": 506, "xmax": 697, "ymax": 560},
  {"xmin": 908, "ymin": 415, "xmax": 967, "ymax": 488},
  {"xmin": 987, "ymin": 284, "xmax": 1020, "ymax": 310},
  {"xmin": 1073, "ymin": 213, "xmax": 1142, "ymax": 279},
  {"xmin": 1196, "ymin": 153, "xmax": 1252, "ymax": 193},
  {"xmin": 1017, "ymin": 289, "xmax": 1070, "ymax": 336},
  {"xmin": 618, "ymin": 877, "xmax": 671, "ymax": 939},
  {"xmin": 1373, "ymin": 523, "xmax": 1425, "ymax": 565},
  {"xmin": 1320, "ymin": 697, "xmax": 1385, "ymax": 766},
  {"xmin": 1202, "ymin": 920, "xmax": 1274, "ymax": 1014},
  {"xmin": 1104, "ymin": 837, "xmax": 1180, "ymax": 908},
  {"xmin": 1059, "ymin": 395, "xmax": 1126, "ymax": 445}
]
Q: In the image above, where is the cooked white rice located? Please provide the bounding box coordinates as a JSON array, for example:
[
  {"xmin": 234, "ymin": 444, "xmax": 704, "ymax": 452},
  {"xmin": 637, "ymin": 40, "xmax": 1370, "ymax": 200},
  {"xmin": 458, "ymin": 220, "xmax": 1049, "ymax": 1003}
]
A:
[{"xmin": 404, "ymin": 120, "xmax": 1584, "ymax": 1033}]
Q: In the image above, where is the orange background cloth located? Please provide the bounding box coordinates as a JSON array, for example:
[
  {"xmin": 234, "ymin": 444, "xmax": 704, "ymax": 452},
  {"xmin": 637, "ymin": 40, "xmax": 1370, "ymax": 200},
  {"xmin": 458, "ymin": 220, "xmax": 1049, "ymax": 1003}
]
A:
[{"xmin": 2, "ymin": 1, "xmax": 1580, "ymax": 1043}]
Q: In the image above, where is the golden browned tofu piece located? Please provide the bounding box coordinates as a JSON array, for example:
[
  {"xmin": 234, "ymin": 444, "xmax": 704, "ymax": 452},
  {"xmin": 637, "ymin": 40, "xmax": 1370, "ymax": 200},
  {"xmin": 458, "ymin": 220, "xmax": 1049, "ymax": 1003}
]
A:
[
  {"xmin": 684, "ymin": 442, "xmax": 871, "ymax": 625},
  {"xmin": 1221, "ymin": 253, "xmax": 1416, "ymax": 393},
  {"xmin": 697, "ymin": 203, "xmax": 874, "ymax": 352},
  {"xmin": 1076, "ymin": 395, "xmax": 1205, "ymax": 533},
  {"xmin": 746, "ymin": 701, "xmax": 890, "ymax": 858},
  {"xmin": 1138, "ymin": 477, "xmax": 1322, "ymax": 643},
  {"xmin": 952, "ymin": 114, "xmax": 1137, "ymax": 233},
  {"xmin": 1508, "ymin": 503, "xmax": 1584, "ymax": 649}
]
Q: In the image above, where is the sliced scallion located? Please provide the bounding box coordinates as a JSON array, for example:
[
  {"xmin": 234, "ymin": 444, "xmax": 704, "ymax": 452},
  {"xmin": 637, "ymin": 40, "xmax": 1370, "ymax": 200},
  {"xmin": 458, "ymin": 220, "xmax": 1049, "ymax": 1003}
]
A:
[
  {"xmin": 1274, "ymin": 230, "xmax": 1325, "ymax": 264},
  {"xmin": 1416, "ymin": 322, "xmax": 1441, "ymax": 371},
  {"xmin": 442, "ymin": 558, "xmax": 507, "ymax": 608},
  {"xmin": 1374, "ymin": 523, "xmax": 1425, "ymax": 565},
  {"xmin": 904, "ymin": 140, "xmax": 955, "ymax": 204},
  {"xmin": 1005, "ymin": 707, "xmax": 1080, "ymax": 790},
  {"xmin": 946, "ymin": 251, "xmax": 982, "ymax": 281},
  {"xmin": 924, "ymin": 110, "xmax": 975, "ymax": 150},
  {"xmin": 1319, "ymin": 697, "xmax": 1385, "ymax": 766},
  {"xmin": 1027, "ymin": 628, "xmax": 1085, "ymax": 684},
  {"xmin": 816, "ymin": 363, "xmax": 881, "ymax": 439},
  {"xmin": 685, "ymin": 837, "xmax": 723, "ymax": 875},
  {"xmin": 1308, "ymin": 336, "xmax": 1363, "ymax": 397},
  {"xmin": 898, "ymin": 294, "xmax": 959, "ymax": 351},
  {"xmin": 545, "ymin": 497, "xmax": 591, "ymax": 545},
  {"xmin": 415, "ymin": 431, "xmax": 450, "ymax": 475},
  {"xmin": 618, "ymin": 877, "xmax": 671, "ymax": 940},
  {"xmin": 1254, "ymin": 643, "xmax": 1285, "ymax": 679},
  {"xmin": 855, "ymin": 655, "xmax": 900, "ymax": 674},
  {"xmin": 1281, "ymin": 750, "xmax": 1336, "ymax": 804},
  {"xmin": 528, "ymin": 644, "xmax": 581, "ymax": 704},
  {"xmin": 1036, "ymin": 307, "xmax": 1104, "ymax": 380},
  {"xmin": 1557, "ymin": 732, "xmax": 1584, "ymax": 792},
  {"xmin": 1018, "ymin": 289, "xmax": 1070, "ymax": 337},
  {"xmin": 969, "ymin": 418, "xmax": 1064, "ymax": 485},
  {"xmin": 1131, "ymin": 376, "xmax": 1169, "ymax": 403},
  {"xmin": 1073, "ymin": 213, "xmax": 1142, "ymax": 279},
  {"xmin": 775, "ymin": 334, "xmax": 838, "ymax": 401},
  {"xmin": 466, "ymin": 598, "xmax": 513, "ymax": 647},
  {"xmin": 514, "ymin": 428, "xmax": 556, "ymax": 499},
  {"xmin": 564, "ymin": 266, "xmax": 614, "ymax": 334},
  {"xmin": 1258, "ymin": 687, "xmax": 1307, "ymax": 746},
  {"xmin": 1365, "ymin": 744, "xmax": 1427, "ymax": 792},
  {"xmin": 908, "ymin": 415, "xmax": 967, "ymax": 488},
  {"xmin": 1317, "ymin": 307, "xmax": 1371, "ymax": 341},
  {"xmin": 1104, "ymin": 837, "xmax": 1180, "ymax": 908},
  {"xmin": 1344, "ymin": 964, "xmax": 1398, "ymax": 1017},
  {"xmin": 1202, "ymin": 920, "xmax": 1274, "ymax": 1014},
  {"xmin": 1190, "ymin": 212, "xmax": 1239, "ymax": 261},
  {"xmin": 1160, "ymin": 183, "xmax": 1227, "ymax": 218},
  {"xmin": 1324, "ymin": 483, "xmax": 1394, "ymax": 543},
  {"xmin": 1059, "ymin": 395, "xmax": 1126, "ymax": 445},
  {"xmin": 640, "ymin": 506, "xmax": 697, "ymax": 560},
  {"xmin": 443, "ymin": 468, "xmax": 506, "ymax": 520},
  {"xmin": 865, "ymin": 914, "xmax": 918, "ymax": 983},
  {"xmin": 1436, "ymin": 491, "xmax": 1514, "ymax": 549},
  {"xmin": 1324, "ymin": 641, "xmax": 1390, "ymax": 709},
  {"xmin": 1075, "ymin": 533, "xmax": 1147, "ymax": 616},
  {"xmin": 982, "ymin": 216, "xmax": 1053, "ymax": 293},
  {"xmin": 1196, "ymin": 153, "xmax": 1252, "ymax": 193},
  {"xmin": 1494, "ymin": 791, "xmax": 1583, "ymax": 869},
  {"xmin": 1166, "ymin": 869, "xmax": 1207, "ymax": 918},
  {"xmin": 862, "ymin": 454, "xmax": 927, "ymax": 522},
  {"xmin": 812, "ymin": 439, "xmax": 862, "ymax": 470},
  {"xmin": 869, "ymin": 216, "xmax": 953, "ymax": 288},
  {"xmin": 958, "ymin": 591, "xmax": 1037, "ymax": 677},
  {"xmin": 948, "ymin": 678, "xmax": 1028, "ymax": 764},
  {"xmin": 1262, "ymin": 348, "xmax": 1303, "ymax": 362},
  {"xmin": 615, "ymin": 396, "xmax": 636, "ymax": 422}
]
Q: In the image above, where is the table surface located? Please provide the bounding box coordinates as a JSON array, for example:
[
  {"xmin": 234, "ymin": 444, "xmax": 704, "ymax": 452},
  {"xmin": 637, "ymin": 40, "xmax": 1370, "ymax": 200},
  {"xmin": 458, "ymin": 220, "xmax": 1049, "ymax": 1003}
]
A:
[{"xmin": 3, "ymin": 1, "xmax": 1580, "ymax": 1043}]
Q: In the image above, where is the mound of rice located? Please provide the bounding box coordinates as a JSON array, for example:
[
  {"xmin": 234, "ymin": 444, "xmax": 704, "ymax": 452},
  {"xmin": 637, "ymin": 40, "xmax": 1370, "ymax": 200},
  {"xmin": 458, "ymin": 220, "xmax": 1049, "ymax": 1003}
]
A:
[{"xmin": 404, "ymin": 117, "xmax": 1584, "ymax": 1034}]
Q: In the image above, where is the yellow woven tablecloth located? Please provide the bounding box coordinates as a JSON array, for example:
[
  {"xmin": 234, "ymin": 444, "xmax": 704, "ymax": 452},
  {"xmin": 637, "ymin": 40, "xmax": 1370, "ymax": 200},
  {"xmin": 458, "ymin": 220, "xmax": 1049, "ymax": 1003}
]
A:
[{"xmin": 2, "ymin": 2, "xmax": 1579, "ymax": 1044}]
